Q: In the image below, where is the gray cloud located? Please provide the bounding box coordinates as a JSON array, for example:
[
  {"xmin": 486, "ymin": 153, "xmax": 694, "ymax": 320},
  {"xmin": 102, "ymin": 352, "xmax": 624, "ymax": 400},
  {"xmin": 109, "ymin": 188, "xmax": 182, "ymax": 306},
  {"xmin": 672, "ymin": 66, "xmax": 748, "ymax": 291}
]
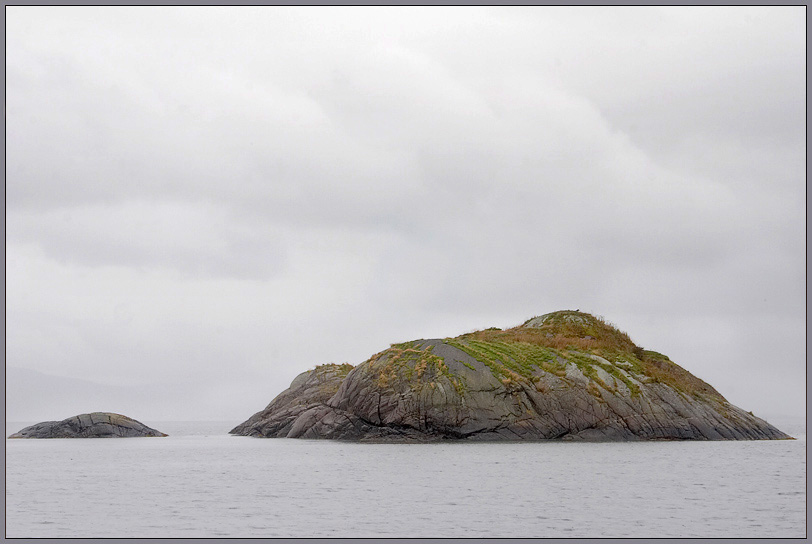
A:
[
  {"xmin": 5, "ymin": 6, "xmax": 805, "ymax": 420},
  {"xmin": 7, "ymin": 202, "xmax": 287, "ymax": 279}
]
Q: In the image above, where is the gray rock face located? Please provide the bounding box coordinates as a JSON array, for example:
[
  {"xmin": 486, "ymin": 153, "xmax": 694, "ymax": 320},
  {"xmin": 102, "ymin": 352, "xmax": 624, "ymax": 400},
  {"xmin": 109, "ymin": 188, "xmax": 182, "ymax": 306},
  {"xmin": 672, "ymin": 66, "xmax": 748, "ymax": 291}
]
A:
[
  {"xmin": 8, "ymin": 412, "xmax": 167, "ymax": 438},
  {"xmin": 231, "ymin": 311, "xmax": 792, "ymax": 442}
]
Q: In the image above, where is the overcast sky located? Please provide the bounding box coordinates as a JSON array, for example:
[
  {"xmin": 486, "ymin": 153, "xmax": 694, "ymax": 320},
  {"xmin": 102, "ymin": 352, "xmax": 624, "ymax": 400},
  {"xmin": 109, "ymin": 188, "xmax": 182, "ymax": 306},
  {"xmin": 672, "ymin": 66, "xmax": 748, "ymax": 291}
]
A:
[{"xmin": 5, "ymin": 6, "xmax": 806, "ymax": 423}]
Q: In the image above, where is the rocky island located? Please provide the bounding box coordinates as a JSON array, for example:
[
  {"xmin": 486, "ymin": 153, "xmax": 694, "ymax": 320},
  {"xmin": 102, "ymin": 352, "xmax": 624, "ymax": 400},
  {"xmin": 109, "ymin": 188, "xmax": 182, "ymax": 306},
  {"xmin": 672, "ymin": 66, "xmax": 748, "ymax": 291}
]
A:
[
  {"xmin": 8, "ymin": 412, "xmax": 167, "ymax": 438},
  {"xmin": 231, "ymin": 310, "xmax": 790, "ymax": 441}
]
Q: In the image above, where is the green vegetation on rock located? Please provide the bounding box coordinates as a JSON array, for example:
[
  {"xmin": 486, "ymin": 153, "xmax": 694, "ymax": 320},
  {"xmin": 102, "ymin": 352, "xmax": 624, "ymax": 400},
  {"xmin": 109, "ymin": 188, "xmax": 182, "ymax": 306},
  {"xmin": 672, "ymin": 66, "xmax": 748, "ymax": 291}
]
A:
[
  {"xmin": 367, "ymin": 343, "xmax": 467, "ymax": 396},
  {"xmin": 443, "ymin": 338, "xmax": 564, "ymax": 386},
  {"xmin": 231, "ymin": 309, "xmax": 789, "ymax": 441},
  {"xmin": 440, "ymin": 310, "xmax": 722, "ymax": 402},
  {"xmin": 313, "ymin": 362, "xmax": 354, "ymax": 378},
  {"xmin": 325, "ymin": 310, "xmax": 723, "ymax": 405}
]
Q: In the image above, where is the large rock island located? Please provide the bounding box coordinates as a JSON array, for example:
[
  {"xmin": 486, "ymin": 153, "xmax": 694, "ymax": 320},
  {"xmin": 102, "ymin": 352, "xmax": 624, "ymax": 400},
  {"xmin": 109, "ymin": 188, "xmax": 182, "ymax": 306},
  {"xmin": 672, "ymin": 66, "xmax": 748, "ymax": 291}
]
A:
[
  {"xmin": 231, "ymin": 311, "xmax": 791, "ymax": 441},
  {"xmin": 8, "ymin": 412, "xmax": 167, "ymax": 438}
]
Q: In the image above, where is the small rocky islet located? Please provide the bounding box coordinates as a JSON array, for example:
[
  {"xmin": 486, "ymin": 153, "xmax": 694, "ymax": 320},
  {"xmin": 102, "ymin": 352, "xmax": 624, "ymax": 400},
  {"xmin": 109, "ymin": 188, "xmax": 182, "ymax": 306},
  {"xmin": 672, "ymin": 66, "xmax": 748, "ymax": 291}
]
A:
[
  {"xmin": 8, "ymin": 412, "xmax": 167, "ymax": 438},
  {"xmin": 231, "ymin": 310, "xmax": 791, "ymax": 442}
]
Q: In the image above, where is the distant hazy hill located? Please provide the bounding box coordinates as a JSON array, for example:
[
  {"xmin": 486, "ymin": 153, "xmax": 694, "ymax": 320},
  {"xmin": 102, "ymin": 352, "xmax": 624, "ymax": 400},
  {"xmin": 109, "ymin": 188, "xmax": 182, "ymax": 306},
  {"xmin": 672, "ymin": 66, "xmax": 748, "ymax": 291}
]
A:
[
  {"xmin": 6, "ymin": 367, "xmax": 155, "ymax": 422},
  {"xmin": 5, "ymin": 367, "xmax": 260, "ymax": 423}
]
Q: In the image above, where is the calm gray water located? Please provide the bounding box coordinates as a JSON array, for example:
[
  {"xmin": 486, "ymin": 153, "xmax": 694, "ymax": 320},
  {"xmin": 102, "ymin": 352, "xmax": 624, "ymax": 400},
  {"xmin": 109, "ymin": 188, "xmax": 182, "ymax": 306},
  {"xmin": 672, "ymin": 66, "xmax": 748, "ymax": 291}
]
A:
[{"xmin": 6, "ymin": 418, "xmax": 806, "ymax": 538}]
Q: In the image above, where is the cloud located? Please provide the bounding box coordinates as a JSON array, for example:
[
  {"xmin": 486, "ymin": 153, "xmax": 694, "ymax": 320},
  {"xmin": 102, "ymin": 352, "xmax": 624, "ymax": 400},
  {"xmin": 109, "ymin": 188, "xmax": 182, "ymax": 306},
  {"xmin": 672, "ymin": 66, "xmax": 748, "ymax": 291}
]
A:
[
  {"xmin": 5, "ymin": 7, "xmax": 805, "ymax": 419},
  {"xmin": 8, "ymin": 201, "xmax": 287, "ymax": 278}
]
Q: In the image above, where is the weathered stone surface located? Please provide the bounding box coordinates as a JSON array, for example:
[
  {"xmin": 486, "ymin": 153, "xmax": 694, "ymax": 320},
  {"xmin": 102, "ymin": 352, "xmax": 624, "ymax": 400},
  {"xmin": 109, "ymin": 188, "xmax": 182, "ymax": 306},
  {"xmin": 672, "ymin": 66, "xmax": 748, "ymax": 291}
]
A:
[
  {"xmin": 230, "ymin": 311, "xmax": 792, "ymax": 442},
  {"xmin": 8, "ymin": 412, "xmax": 167, "ymax": 438},
  {"xmin": 230, "ymin": 364, "xmax": 355, "ymax": 438}
]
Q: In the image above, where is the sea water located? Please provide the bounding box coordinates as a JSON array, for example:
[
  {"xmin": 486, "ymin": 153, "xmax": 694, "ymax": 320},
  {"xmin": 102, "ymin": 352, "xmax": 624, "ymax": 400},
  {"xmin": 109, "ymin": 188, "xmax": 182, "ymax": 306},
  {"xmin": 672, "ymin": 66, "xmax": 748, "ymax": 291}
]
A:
[{"xmin": 5, "ymin": 417, "xmax": 806, "ymax": 538}]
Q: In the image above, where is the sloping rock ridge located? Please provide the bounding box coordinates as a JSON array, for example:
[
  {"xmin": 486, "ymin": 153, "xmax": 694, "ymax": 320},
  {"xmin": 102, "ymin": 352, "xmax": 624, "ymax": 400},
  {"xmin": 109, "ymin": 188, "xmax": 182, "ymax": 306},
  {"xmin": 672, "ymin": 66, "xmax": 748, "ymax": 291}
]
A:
[
  {"xmin": 8, "ymin": 412, "xmax": 167, "ymax": 438},
  {"xmin": 231, "ymin": 311, "xmax": 791, "ymax": 441}
]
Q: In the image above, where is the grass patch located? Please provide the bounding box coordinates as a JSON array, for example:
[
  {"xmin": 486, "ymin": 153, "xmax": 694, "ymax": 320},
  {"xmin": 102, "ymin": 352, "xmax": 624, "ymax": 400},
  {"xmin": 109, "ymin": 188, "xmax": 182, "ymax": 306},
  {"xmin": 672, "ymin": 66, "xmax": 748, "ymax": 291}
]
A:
[
  {"xmin": 456, "ymin": 311, "xmax": 637, "ymax": 358},
  {"xmin": 311, "ymin": 363, "xmax": 355, "ymax": 398},
  {"xmin": 443, "ymin": 338, "xmax": 564, "ymax": 384},
  {"xmin": 515, "ymin": 310, "xmax": 637, "ymax": 352},
  {"xmin": 313, "ymin": 363, "xmax": 354, "ymax": 378},
  {"xmin": 368, "ymin": 344, "xmax": 466, "ymax": 396},
  {"xmin": 636, "ymin": 351, "xmax": 726, "ymax": 402},
  {"xmin": 561, "ymin": 352, "xmax": 642, "ymax": 397}
]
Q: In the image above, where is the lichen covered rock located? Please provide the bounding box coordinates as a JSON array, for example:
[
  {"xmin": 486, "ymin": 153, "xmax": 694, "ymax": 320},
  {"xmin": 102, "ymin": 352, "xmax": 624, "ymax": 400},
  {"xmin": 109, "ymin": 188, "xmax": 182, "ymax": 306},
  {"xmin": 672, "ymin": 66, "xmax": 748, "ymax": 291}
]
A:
[
  {"xmin": 231, "ymin": 311, "xmax": 791, "ymax": 442},
  {"xmin": 8, "ymin": 412, "xmax": 167, "ymax": 438}
]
